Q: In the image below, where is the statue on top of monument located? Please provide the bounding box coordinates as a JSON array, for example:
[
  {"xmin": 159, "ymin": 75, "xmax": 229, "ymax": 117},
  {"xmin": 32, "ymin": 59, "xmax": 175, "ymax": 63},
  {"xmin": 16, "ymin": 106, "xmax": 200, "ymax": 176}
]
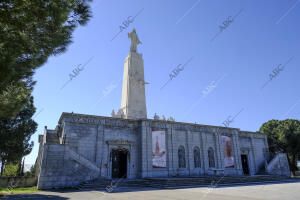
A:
[
  {"xmin": 168, "ymin": 116, "xmax": 175, "ymax": 122},
  {"xmin": 111, "ymin": 109, "xmax": 116, "ymax": 117},
  {"xmin": 153, "ymin": 113, "xmax": 160, "ymax": 120},
  {"xmin": 117, "ymin": 108, "xmax": 124, "ymax": 118},
  {"xmin": 128, "ymin": 28, "xmax": 141, "ymax": 53}
]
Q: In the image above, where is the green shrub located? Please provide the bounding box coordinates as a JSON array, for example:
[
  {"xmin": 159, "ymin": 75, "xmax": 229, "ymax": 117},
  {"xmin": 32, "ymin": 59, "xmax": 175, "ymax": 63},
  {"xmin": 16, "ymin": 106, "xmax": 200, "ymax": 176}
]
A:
[{"xmin": 2, "ymin": 163, "xmax": 19, "ymax": 177}]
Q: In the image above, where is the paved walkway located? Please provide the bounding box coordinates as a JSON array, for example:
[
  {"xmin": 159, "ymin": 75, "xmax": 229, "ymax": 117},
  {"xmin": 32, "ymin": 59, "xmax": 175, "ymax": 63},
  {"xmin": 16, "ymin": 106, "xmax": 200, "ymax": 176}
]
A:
[{"xmin": 2, "ymin": 182, "xmax": 300, "ymax": 200}]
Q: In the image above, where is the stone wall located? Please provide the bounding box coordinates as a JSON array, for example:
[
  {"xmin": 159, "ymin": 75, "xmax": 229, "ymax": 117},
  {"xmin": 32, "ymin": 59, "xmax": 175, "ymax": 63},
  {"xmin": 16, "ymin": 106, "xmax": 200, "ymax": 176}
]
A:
[
  {"xmin": 37, "ymin": 144, "xmax": 100, "ymax": 189},
  {"xmin": 37, "ymin": 112, "xmax": 270, "ymax": 189},
  {"xmin": 140, "ymin": 121, "xmax": 249, "ymax": 177},
  {"xmin": 0, "ymin": 177, "xmax": 37, "ymax": 188}
]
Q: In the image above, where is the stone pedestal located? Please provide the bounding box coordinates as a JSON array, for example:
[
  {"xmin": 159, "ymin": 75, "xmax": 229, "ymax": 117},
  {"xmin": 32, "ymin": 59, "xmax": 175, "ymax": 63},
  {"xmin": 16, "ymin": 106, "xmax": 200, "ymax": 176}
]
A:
[{"xmin": 120, "ymin": 52, "xmax": 147, "ymax": 119}]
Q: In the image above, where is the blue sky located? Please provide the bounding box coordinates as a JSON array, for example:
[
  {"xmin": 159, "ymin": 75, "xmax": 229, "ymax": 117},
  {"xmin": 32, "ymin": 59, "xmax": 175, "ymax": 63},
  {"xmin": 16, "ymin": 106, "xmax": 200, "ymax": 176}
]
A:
[{"xmin": 26, "ymin": 0, "xmax": 300, "ymax": 165}]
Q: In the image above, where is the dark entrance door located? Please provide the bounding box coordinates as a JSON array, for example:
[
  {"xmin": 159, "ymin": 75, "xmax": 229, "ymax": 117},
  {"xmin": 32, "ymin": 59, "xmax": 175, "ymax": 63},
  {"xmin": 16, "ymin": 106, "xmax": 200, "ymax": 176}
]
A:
[
  {"xmin": 241, "ymin": 154, "xmax": 250, "ymax": 175},
  {"xmin": 112, "ymin": 150, "xmax": 127, "ymax": 178}
]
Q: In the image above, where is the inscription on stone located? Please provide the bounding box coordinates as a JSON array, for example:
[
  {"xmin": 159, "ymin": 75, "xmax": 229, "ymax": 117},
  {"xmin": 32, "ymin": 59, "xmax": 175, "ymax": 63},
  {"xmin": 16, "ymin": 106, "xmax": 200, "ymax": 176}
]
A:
[{"xmin": 71, "ymin": 116, "xmax": 100, "ymax": 124}]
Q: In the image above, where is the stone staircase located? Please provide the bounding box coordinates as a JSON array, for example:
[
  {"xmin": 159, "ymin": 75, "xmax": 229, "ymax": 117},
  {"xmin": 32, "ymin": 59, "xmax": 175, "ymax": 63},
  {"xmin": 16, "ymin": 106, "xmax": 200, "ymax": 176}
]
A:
[
  {"xmin": 76, "ymin": 175, "xmax": 297, "ymax": 191},
  {"xmin": 68, "ymin": 147, "xmax": 100, "ymax": 173},
  {"xmin": 45, "ymin": 131, "xmax": 59, "ymax": 144},
  {"xmin": 145, "ymin": 175, "xmax": 294, "ymax": 189}
]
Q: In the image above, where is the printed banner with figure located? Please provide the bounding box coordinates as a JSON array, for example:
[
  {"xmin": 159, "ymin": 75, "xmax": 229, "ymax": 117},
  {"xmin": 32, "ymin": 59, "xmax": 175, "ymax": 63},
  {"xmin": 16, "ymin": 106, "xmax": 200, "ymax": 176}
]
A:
[
  {"xmin": 152, "ymin": 130, "xmax": 166, "ymax": 168},
  {"xmin": 221, "ymin": 135, "xmax": 234, "ymax": 168}
]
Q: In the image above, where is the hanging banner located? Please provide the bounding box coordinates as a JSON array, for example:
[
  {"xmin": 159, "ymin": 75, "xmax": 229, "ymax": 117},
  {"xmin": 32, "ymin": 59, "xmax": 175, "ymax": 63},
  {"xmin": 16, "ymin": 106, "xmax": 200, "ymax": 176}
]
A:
[
  {"xmin": 152, "ymin": 130, "xmax": 166, "ymax": 168},
  {"xmin": 221, "ymin": 135, "xmax": 234, "ymax": 168}
]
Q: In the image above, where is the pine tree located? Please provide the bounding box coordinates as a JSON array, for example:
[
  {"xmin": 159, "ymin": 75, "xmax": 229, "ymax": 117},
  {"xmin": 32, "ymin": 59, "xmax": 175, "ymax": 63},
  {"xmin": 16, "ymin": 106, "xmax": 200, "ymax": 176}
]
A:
[
  {"xmin": 0, "ymin": 0, "xmax": 93, "ymax": 118},
  {"xmin": 0, "ymin": 96, "xmax": 37, "ymax": 174},
  {"xmin": 259, "ymin": 119, "xmax": 300, "ymax": 175}
]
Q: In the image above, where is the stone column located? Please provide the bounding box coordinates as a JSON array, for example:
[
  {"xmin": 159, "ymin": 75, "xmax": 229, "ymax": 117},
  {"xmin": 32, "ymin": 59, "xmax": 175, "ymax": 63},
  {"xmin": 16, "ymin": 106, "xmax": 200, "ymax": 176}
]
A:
[
  {"xmin": 186, "ymin": 130, "xmax": 191, "ymax": 176},
  {"xmin": 214, "ymin": 130, "xmax": 222, "ymax": 169},
  {"xmin": 106, "ymin": 143, "xmax": 110, "ymax": 178},
  {"xmin": 95, "ymin": 124, "xmax": 104, "ymax": 175},
  {"xmin": 250, "ymin": 134, "xmax": 257, "ymax": 173},
  {"xmin": 140, "ymin": 121, "xmax": 149, "ymax": 178},
  {"xmin": 217, "ymin": 131, "xmax": 224, "ymax": 169},
  {"xmin": 200, "ymin": 132, "xmax": 208, "ymax": 173},
  {"xmin": 147, "ymin": 125, "xmax": 153, "ymax": 177},
  {"xmin": 199, "ymin": 131, "xmax": 206, "ymax": 174},
  {"xmin": 62, "ymin": 122, "xmax": 71, "ymax": 145},
  {"xmin": 171, "ymin": 124, "xmax": 177, "ymax": 175},
  {"xmin": 232, "ymin": 130, "xmax": 242, "ymax": 174},
  {"xmin": 128, "ymin": 144, "xmax": 132, "ymax": 178},
  {"xmin": 166, "ymin": 124, "xmax": 173, "ymax": 176}
]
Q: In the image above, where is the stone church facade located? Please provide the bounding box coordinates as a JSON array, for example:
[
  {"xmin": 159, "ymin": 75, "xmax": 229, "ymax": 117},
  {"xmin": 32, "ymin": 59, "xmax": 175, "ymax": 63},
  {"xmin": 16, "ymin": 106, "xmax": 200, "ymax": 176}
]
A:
[
  {"xmin": 36, "ymin": 30, "xmax": 289, "ymax": 189},
  {"xmin": 37, "ymin": 113, "xmax": 270, "ymax": 189}
]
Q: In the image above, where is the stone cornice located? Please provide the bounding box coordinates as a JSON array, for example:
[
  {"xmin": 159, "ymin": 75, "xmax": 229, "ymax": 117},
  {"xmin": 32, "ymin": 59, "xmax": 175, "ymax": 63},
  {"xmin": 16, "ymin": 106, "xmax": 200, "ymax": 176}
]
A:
[{"xmin": 58, "ymin": 112, "xmax": 265, "ymax": 135}]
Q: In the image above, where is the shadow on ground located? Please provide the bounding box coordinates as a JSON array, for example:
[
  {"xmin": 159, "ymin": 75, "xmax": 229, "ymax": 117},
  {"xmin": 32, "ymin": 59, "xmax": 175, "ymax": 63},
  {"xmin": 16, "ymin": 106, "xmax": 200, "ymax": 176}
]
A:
[{"xmin": 1, "ymin": 194, "xmax": 69, "ymax": 200}]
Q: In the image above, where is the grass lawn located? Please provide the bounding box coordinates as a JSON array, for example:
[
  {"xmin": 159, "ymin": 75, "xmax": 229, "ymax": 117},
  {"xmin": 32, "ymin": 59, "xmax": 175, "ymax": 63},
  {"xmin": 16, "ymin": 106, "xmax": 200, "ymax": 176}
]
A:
[{"xmin": 0, "ymin": 186, "xmax": 38, "ymax": 197}]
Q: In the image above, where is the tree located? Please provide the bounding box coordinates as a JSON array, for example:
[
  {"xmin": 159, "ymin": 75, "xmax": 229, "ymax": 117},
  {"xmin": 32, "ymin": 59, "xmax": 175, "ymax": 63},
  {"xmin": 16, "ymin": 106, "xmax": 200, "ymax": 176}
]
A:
[
  {"xmin": 0, "ymin": 0, "xmax": 92, "ymax": 118},
  {"xmin": 0, "ymin": 79, "xmax": 33, "ymax": 119},
  {"xmin": 24, "ymin": 163, "xmax": 36, "ymax": 177},
  {"xmin": 19, "ymin": 158, "xmax": 25, "ymax": 176},
  {"xmin": 2, "ymin": 162, "xmax": 19, "ymax": 177},
  {"xmin": 0, "ymin": 96, "xmax": 37, "ymax": 175},
  {"xmin": 259, "ymin": 119, "xmax": 300, "ymax": 175}
]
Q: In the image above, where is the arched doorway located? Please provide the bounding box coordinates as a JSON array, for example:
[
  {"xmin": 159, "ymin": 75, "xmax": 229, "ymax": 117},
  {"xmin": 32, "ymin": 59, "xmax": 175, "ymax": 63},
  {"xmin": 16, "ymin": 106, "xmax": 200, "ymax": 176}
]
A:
[
  {"xmin": 193, "ymin": 146, "xmax": 201, "ymax": 168},
  {"xmin": 208, "ymin": 147, "xmax": 215, "ymax": 168},
  {"xmin": 178, "ymin": 146, "xmax": 186, "ymax": 168},
  {"xmin": 111, "ymin": 149, "xmax": 128, "ymax": 178}
]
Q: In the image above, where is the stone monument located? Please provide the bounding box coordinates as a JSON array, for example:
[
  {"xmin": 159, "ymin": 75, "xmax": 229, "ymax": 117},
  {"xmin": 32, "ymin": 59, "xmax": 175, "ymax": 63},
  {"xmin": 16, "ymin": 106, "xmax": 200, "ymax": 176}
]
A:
[
  {"xmin": 119, "ymin": 29, "xmax": 147, "ymax": 119},
  {"xmin": 35, "ymin": 29, "xmax": 289, "ymax": 190}
]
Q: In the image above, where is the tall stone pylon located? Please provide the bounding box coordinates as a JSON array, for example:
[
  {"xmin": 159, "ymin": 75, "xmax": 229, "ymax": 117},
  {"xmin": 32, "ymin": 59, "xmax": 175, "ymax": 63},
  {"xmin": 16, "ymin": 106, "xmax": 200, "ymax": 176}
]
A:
[{"xmin": 119, "ymin": 29, "xmax": 147, "ymax": 119}]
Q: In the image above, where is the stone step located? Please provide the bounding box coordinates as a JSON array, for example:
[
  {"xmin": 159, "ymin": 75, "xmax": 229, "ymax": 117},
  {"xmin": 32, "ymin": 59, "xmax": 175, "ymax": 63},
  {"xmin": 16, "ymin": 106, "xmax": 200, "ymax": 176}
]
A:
[{"xmin": 76, "ymin": 175, "xmax": 296, "ymax": 190}]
